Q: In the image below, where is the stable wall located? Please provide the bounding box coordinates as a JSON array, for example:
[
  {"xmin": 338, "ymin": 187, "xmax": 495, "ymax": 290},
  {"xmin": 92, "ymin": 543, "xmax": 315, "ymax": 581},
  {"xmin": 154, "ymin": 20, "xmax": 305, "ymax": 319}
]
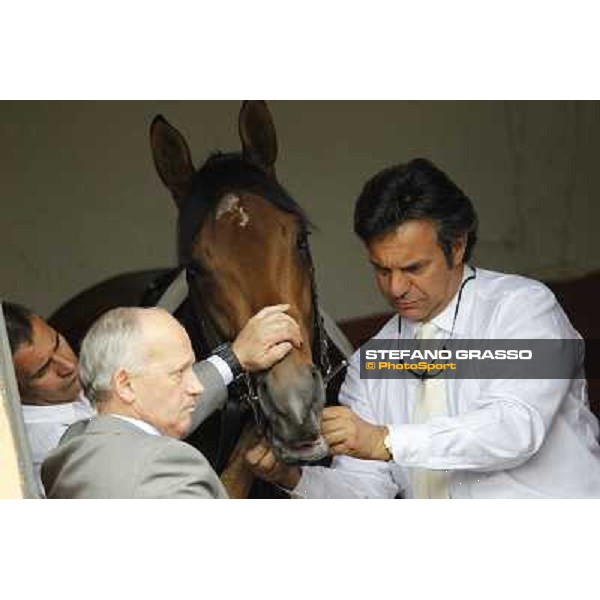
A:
[{"xmin": 1, "ymin": 101, "xmax": 599, "ymax": 320}]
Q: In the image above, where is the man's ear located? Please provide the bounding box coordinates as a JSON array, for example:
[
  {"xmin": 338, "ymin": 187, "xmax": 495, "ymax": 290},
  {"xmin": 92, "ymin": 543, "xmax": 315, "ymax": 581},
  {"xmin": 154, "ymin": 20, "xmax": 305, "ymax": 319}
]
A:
[
  {"xmin": 452, "ymin": 233, "xmax": 468, "ymax": 266},
  {"xmin": 11, "ymin": 351, "xmax": 33, "ymax": 398},
  {"xmin": 113, "ymin": 368, "xmax": 135, "ymax": 404},
  {"xmin": 12, "ymin": 361, "xmax": 27, "ymax": 390}
]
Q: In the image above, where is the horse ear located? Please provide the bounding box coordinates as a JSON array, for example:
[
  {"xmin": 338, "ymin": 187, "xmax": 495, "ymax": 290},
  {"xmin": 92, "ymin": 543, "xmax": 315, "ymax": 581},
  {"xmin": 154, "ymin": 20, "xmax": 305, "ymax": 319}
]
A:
[
  {"xmin": 150, "ymin": 115, "xmax": 195, "ymax": 208},
  {"xmin": 239, "ymin": 100, "xmax": 278, "ymax": 177}
]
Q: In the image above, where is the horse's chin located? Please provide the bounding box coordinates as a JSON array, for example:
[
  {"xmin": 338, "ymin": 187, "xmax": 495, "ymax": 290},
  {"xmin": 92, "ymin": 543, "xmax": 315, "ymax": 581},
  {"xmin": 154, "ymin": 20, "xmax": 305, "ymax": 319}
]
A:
[{"xmin": 270, "ymin": 433, "xmax": 329, "ymax": 465}]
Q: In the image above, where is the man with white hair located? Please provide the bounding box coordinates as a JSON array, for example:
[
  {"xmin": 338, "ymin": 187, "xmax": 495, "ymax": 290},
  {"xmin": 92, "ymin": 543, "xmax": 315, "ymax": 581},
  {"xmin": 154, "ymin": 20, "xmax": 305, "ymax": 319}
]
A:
[{"xmin": 41, "ymin": 306, "xmax": 279, "ymax": 498}]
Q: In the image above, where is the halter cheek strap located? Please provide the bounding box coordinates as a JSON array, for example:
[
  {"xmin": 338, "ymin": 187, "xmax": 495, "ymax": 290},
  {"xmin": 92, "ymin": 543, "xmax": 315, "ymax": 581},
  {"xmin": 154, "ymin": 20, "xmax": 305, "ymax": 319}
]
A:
[{"xmin": 154, "ymin": 268, "xmax": 188, "ymax": 313}]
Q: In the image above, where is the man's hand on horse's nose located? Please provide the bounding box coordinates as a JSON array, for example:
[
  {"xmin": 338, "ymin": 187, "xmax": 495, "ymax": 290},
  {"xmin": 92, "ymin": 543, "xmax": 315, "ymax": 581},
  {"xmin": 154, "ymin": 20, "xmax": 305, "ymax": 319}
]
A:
[{"xmin": 232, "ymin": 304, "xmax": 303, "ymax": 371}]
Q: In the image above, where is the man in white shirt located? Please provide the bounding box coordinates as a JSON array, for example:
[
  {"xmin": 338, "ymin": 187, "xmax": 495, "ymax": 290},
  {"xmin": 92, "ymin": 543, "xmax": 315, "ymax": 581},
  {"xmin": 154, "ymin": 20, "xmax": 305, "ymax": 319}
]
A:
[
  {"xmin": 245, "ymin": 158, "xmax": 600, "ymax": 498},
  {"xmin": 4, "ymin": 301, "xmax": 301, "ymax": 492}
]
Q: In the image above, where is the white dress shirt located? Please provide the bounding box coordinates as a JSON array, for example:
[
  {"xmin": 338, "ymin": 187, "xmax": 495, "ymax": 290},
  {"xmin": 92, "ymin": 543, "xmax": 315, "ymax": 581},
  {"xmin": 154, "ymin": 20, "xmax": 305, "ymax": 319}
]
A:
[
  {"xmin": 294, "ymin": 267, "xmax": 600, "ymax": 498},
  {"xmin": 111, "ymin": 414, "xmax": 161, "ymax": 436},
  {"xmin": 21, "ymin": 392, "xmax": 96, "ymax": 492}
]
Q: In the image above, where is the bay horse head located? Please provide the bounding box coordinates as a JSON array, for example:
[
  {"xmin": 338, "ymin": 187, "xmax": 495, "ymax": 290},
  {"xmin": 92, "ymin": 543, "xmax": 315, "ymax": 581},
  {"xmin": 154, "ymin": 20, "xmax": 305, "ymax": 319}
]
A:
[{"xmin": 150, "ymin": 101, "xmax": 328, "ymax": 464}]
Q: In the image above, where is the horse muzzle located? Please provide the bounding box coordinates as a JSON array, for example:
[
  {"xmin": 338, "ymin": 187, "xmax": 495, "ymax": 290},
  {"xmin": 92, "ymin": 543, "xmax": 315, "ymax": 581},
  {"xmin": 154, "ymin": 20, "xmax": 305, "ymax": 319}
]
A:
[
  {"xmin": 256, "ymin": 362, "xmax": 329, "ymax": 465},
  {"xmin": 271, "ymin": 432, "xmax": 329, "ymax": 465}
]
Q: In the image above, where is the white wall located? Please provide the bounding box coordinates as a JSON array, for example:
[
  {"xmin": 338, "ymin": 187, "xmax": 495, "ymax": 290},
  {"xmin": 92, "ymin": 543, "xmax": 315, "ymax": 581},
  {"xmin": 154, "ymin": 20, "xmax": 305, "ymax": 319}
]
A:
[{"xmin": 1, "ymin": 101, "xmax": 599, "ymax": 320}]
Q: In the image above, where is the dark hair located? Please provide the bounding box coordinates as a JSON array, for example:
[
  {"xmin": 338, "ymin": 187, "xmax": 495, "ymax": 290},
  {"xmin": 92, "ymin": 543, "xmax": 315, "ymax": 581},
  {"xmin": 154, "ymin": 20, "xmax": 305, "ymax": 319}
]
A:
[
  {"xmin": 354, "ymin": 158, "xmax": 478, "ymax": 265},
  {"xmin": 2, "ymin": 301, "xmax": 34, "ymax": 354}
]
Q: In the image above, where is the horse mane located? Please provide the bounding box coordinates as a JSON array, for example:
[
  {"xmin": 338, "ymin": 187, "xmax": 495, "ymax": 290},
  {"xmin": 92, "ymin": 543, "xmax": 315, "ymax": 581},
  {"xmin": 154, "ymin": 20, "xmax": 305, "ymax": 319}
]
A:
[{"xmin": 177, "ymin": 152, "xmax": 312, "ymax": 264}]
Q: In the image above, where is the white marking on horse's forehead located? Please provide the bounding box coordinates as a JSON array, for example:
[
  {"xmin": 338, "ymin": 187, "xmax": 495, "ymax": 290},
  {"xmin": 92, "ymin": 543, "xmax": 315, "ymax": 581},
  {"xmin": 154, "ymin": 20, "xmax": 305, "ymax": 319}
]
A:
[{"xmin": 216, "ymin": 193, "xmax": 250, "ymax": 227}]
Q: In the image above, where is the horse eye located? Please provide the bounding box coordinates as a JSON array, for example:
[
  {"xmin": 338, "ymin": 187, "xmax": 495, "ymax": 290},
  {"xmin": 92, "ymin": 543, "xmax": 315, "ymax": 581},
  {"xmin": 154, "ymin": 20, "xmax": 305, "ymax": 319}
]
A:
[{"xmin": 296, "ymin": 233, "xmax": 309, "ymax": 254}]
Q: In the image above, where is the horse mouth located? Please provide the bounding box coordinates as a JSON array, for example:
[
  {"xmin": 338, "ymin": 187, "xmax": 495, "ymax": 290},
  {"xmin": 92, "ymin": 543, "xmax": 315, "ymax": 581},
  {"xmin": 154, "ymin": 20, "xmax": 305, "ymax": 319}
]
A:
[{"xmin": 270, "ymin": 433, "xmax": 329, "ymax": 465}]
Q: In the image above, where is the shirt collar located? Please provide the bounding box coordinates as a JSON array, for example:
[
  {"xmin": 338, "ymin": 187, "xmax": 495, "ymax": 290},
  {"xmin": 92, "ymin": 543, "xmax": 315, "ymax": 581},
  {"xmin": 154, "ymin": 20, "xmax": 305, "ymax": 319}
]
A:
[
  {"xmin": 21, "ymin": 391, "xmax": 93, "ymax": 422},
  {"xmin": 429, "ymin": 264, "xmax": 476, "ymax": 336},
  {"xmin": 110, "ymin": 414, "xmax": 162, "ymax": 436},
  {"xmin": 399, "ymin": 264, "xmax": 475, "ymax": 339}
]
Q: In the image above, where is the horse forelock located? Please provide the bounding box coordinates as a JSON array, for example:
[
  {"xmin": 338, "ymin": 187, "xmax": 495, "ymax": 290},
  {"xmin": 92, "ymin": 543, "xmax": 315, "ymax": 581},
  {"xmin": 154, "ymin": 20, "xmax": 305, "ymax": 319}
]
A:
[
  {"xmin": 177, "ymin": 152, "xmax": 312, "ymax": 264},
  {"xmin": 199, "ymin": 153, "xmax": 308, "ymax": 217}
]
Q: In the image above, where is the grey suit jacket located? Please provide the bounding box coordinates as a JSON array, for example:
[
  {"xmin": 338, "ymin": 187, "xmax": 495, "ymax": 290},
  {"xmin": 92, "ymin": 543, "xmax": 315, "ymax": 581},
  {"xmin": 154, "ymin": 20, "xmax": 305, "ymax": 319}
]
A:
[
  {"xmin": 190, "ymin": 360, "xmax": 228, "ymax": 432},
  {"xmin": 41, "ymin": 415, "xmax": 228, "ymax": 499}
]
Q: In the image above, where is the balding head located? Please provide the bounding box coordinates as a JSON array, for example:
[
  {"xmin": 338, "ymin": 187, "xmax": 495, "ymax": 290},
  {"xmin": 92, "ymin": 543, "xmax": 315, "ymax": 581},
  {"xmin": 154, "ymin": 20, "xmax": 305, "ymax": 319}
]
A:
[
  {"xmin": 79, "ymin": 307, "xmax": 146, "ymax": 404},
  {"xmin": 79, "ymin": 307, "xmax": 203, "ymax": 437}
]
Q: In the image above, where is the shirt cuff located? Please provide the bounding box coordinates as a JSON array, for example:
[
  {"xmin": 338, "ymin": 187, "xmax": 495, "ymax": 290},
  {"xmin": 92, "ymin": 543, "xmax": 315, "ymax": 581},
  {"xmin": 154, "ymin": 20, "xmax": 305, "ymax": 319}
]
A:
[
  {"xmin": 206, "ymin": 355, "xmax": 234, "ymax": 386},
  {"xmin": 290, "ymin": 468, "xmax": 311, "ymax": 498},
  {"xmin": 388, "ymin": 423, "xmax": 432, "ymax": 467}
]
